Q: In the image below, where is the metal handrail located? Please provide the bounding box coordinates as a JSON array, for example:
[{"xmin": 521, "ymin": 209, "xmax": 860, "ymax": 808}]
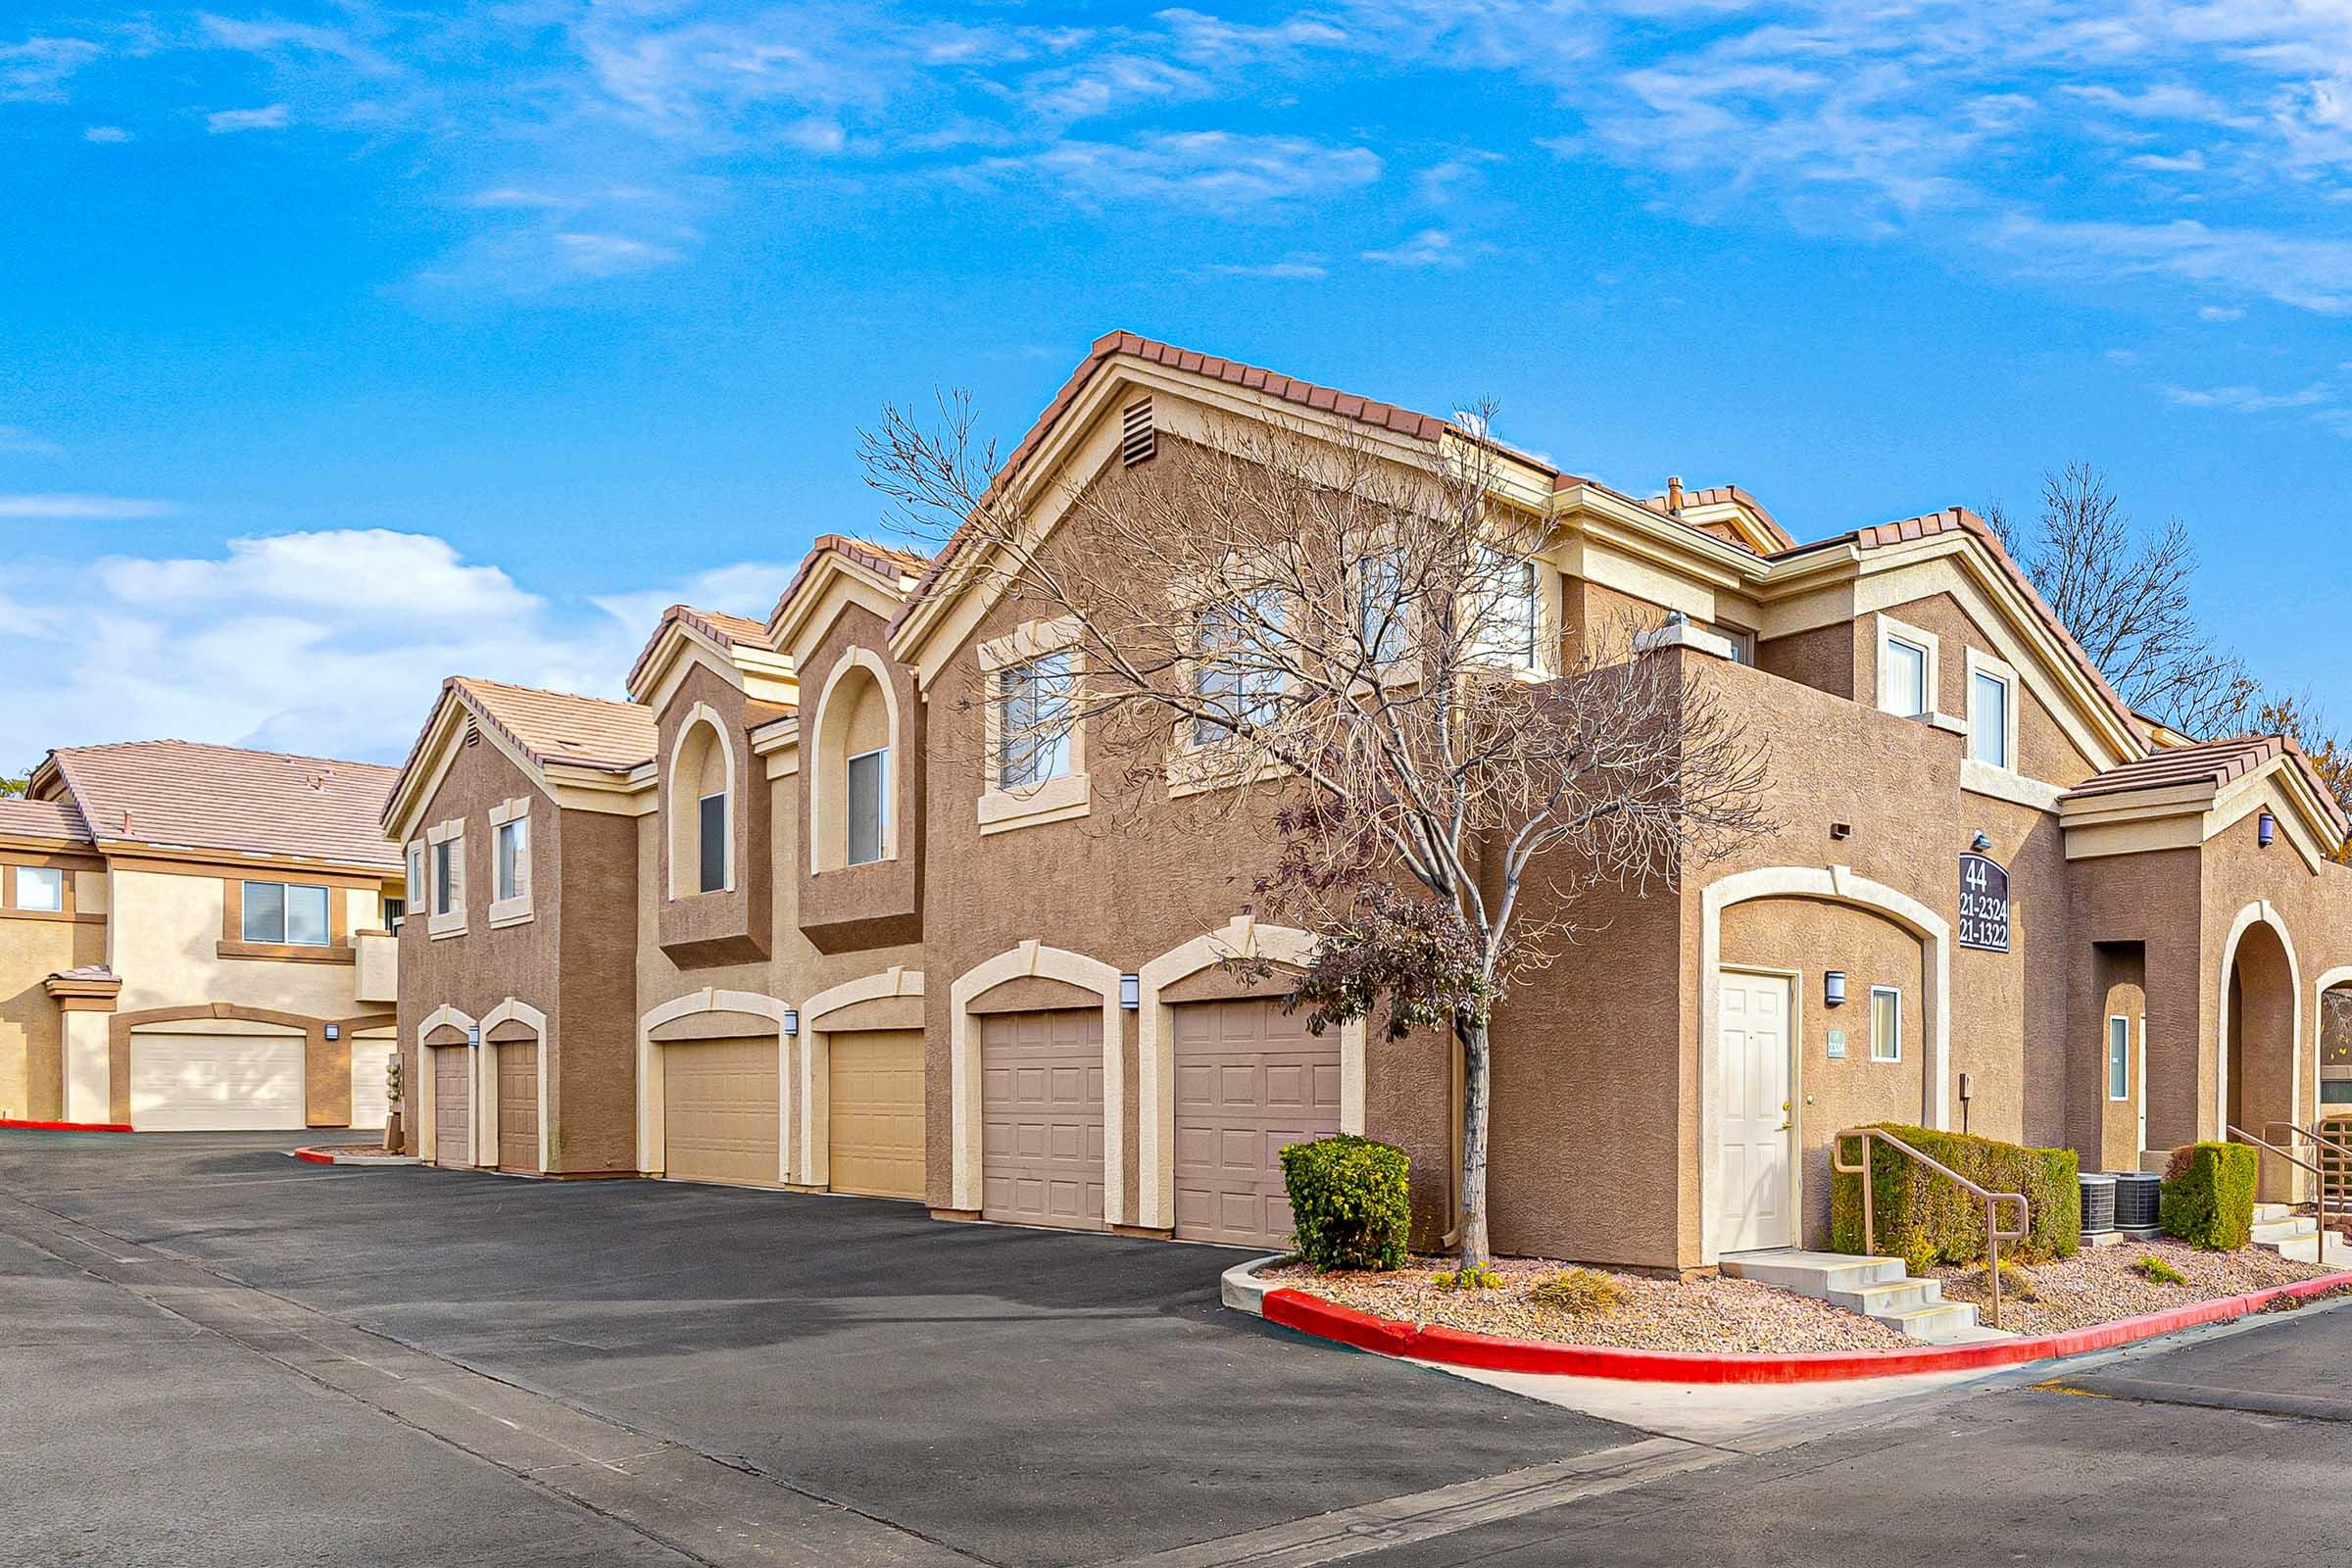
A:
[
  {"xmin": 2260, "ymin": 1121, "xmax": 2350, "ymax": 1219},
  {"xmin": 1833, "ymin": 1126, "xmax": 2030, "ymax": 1330},
  {"xmin": 2230, "ymin": 1123, "xmax": 2331, "ymax": 1237}
]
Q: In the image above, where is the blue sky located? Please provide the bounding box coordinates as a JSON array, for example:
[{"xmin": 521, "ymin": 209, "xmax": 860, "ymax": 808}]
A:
[{"xmin": 5, "ymin": 1, "xmax": 2351, "ymax": 768}]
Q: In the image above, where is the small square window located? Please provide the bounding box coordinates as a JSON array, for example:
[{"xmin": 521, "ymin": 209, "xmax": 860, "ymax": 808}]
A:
[
  {"xmin": 1881, "ymin": 637, "xmax": 1929, "ymax": 718},
  {"xmin": 14, "ymin": 865, "xmax": 63, "ymax": 912},
  {"xmin": 1972, "ymin": 669, "xmax": 2012, "ymax": 768},
  {"xmin": 1870, "ymin": 986, "xmax": 1902, "ymax": 1062},
  {"xmin": 497, "ymin": 816, "xmax": 528, "ymax": 902},
  {"xmin": 2107, "ymin": 1016, "xmax": 2131, "ymax": 1101}
]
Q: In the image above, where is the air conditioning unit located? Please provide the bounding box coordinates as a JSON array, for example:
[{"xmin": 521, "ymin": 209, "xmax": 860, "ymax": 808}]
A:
[
  {"xmin": 2112, "ymin": 1171, "xmax": 2162, "ymax": 1233},
  {"xmin": 2080, "ymin": 1172, "xmax": 2117, "ymax": 1237}
]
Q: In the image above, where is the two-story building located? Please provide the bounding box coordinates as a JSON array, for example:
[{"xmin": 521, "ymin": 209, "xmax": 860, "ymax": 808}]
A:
[
  {"xmin": 1, "ymin": 740, "xmax": 404, "ymax": 1132},
  {"xmin": 385, "ymin": 331, "xmax": 2352, "ymax": 1276}
]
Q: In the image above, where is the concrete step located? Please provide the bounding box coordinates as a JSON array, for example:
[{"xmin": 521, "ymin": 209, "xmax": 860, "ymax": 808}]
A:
[
  {"xmin": 2252, "ymin": 1215, "xmax": 2318, "ymax": 1247},
  {"xmin": 1722, "ymin": 1249, "xmax": 2007, "ymax": 1343},
  {"xmin": 2253, "ymin": 1201, "xmax": 2297, "ymax": 1224},
  {"xmin": 2268, "ymin": 1232, "xmax": 2352, "ymax": 1266}
]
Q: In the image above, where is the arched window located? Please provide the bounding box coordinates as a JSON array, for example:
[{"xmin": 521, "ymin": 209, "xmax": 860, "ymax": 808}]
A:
[
  {"xmin": 814, "ymin": 656, "xmax": 896, "ymax": 870},
  {"xmin": 668, "ymin": 711, "xmax": 733, "ymax": 896}
]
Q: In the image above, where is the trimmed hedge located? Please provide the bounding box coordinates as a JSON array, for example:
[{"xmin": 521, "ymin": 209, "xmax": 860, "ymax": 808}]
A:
[
  {"xmin": 1830, "ymin": 1123, "xmax": 2080, "ymax": 1267},
  {"xmin": 1280, "ymin": 1134, "xmax": 1410, "ymax": 1271},
  {"xmin": 2159, "ymin": 1142, "xmax": 2258, "ymax": 1250}
]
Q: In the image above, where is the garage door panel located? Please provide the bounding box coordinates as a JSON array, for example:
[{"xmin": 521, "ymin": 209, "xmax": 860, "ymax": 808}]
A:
[
  {"xmin": 497, "ymin": 1042, "xmax": 539, "ymax": 1172},
  {"xmin": 663, "ymin": 1037, "xmax": 780, "ymax": 1187},
  {"xmin": 826, "ymin": 1029, "xmax": 924, "ymax": 1200},
  {"xmin": 349, "ymin": 1039, "xmax": 395, "ymax": 1130},
  {"xmin": 129, "ymin": 1031, "xmax": 307, "ymax": 1132},
  {"xmin": 1172, "ymin": 998, "xmax": 1342, "ymax": 1249},
  {"xmin": 433, "ymin": 1046, "xmax": 470, "ymax": 1166},
  {"xmin": 979, "ymin": 1008, "xmax": 1104, "ymax": 1231}
]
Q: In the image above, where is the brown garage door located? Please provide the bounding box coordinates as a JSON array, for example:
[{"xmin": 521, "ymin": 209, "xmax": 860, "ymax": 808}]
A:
[
  {"xmin": 663, "ymin": 1037, "xmax": 780, "ymax": 1187},
  {"xmin": 432, "ymin": 1046, "xmax": 470, "ymax": 1167},
  {"xmin": 1173, "ymin": 998, "xmax": 1342, "ymax": 1248},
  {"xmin": 980, "ymin": 1009, "xmax": 1103, "ymax": 1229},
  {"xmin": 827, "ymin": 1029, "xmax": 925, "ymax": 1200},
  {"xmin": 497, "ymin": 1041, "xmax": 539, "ymax": 1172}
]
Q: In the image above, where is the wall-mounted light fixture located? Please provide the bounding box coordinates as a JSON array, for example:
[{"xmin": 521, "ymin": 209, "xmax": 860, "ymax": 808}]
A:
[
  {"xmin": 1971, "ymin": 831, "xmax": 1993, "ymax": 853},
  {"xmin": 2259, "ymin": 810, "xmax": 2277, "ymax": 849},
  {"xmin": 782, "ymin": 1007, "xmax": 800, "ymax": 1037},
  {"xmin": 467, "ymin": 1025, "xmax": 482, "ymax": 1048},
  {"xmin": 323, "ymin": 1023, "xmax": 340, "ymax": 1042},
  {"xmin": 1119, "ymin": 973, "xmax": 1141, "ymax": 1009},
  {"xmin": 1825, "ymin": 971, "xmax": 1848, "ymax": 1007}
]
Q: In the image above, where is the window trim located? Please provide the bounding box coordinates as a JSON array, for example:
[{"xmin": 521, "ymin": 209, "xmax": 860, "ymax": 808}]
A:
[
  {"xmin": 2107, "ymin": 1013, "xmax": 2131, "ymax": 1102},
  {"xmin": 666, "ymin": 704, "xmax": 737, "ymax": 897},
  {"xmin": 487, "ymin": 796, "xmax": 534, "ymax": 927},
  {"xmin": 809, "ymin": 650, "xmax": 904, "ymax": 869},
  {"xmin": 1964, "ymin": 647, "xmax": 2020, "ymax": 772},
  {"xmin": 1470, "ymin": 548, "xmax": 1546, "ymax": 674},
  {"xmin": 13, "ymin": 863, "xmax": 64, "ymax": 914},
  {"xmin": 239, "ymin": 879, "xmax": 332, "ymax": 948},
  {"xmin": 1874, "ymin": 614, "xmax": 1940, "ymax": 721},
  {"xmin": 424, "ymin": 816, "xmax": 467, "ymax": 939},
  {"xmin": 845, "ymin": 745, "xmax": 890, "ymax": 866},
  {"xmin": 1869, "ymin": 985, "xmax": 1903, "ymax": 1063},
  {"xmin": 976, "ymin": 617, "xmax": 1092, "ymax": 836}
]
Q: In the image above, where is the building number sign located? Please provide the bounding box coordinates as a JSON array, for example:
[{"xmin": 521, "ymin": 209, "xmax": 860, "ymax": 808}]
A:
[{"xmin": 1958, "ymin": 853, "xmax": 2011, "ymax": 953}]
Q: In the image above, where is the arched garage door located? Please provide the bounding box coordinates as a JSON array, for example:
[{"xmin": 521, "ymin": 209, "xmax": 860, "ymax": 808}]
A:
[
  {"xmin": 1171, "ymin": 997, "xmax": 1340, "ymax": 1249},
  {"xmin": 129, "ymin": 1027, "xmax": 306, "ymax": 1131},
  {"xmin": 980, "ymin": 1009, "xmax": 1103, "ymax": 1229}
]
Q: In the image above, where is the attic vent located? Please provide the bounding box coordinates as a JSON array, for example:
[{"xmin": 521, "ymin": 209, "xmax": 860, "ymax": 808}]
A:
[
  {"xmin": 1121, "ymin": 398, "xmax": 1155, "ymax": 467},
  {"xmin": 463, "ymin": 718, "xmax": 480, "ymax": 747}
]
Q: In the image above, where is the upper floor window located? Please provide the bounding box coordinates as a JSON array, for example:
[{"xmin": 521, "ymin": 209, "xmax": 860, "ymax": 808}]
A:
[
  {"xmin": 998, "ymin": 651, "xmax": 1075, "ymax": 789},
  {"xmin": 496, "ymin": 815, "xmax": 529, "ymax": 902},
  {"xmin": 14, "ymin": 865, "xmax": 62, "ymax": 912},
  {"xmin": 668, "ymin": 710, "xmax": 734, "ymax": 896},
  {"xmin": 1354, "ymin": 552, "xmax": 1407, "ymax": 666},
  {"xmin": 1971, "ymin": 669, "xmax": 2012, "ymax": 767},
  {"xmin": 245, "ymin": 880, "xmax": 329, "ymax": 946},
  {"xmin": 2107, "ymin": 1015, "xmax": 2131, "ymax": 1101},
  {"xmin": 847, "ymin": 748, "xmax": 889, "ymax": 865},
  {"xmin": 1194, "ymin": 594, "xmax": 1284, "ymax": 746},
  {"xmin": 1472, "ymin": 549, "xmax": 1540, "ymax": 670},
  {"xmin": 1880, "ymin": 634, "xmax": 1930, "ymax": 718},
  {"xmin": 383, "ymin": 896, "xmax": 407, "ymax": 932},
  {"xmin": 433, "ymin": 842, "xmax": 458, "ymax": 915},
  {"xmin": 407, "ymin": 844, "xmax": 423, "ymax": 912}
]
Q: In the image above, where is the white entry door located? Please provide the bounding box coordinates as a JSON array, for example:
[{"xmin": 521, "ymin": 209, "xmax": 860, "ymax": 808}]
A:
[
  {"xmin": 1717, "ymin": 971, "xmax": 1794, "ymax": 1253},
  {"xmin": 349, "ymin": 1037, "xmax": 397, "ymax": 1130},
  {"xmin": 2136, "ymin": 1015, "xmax": 2148, "ymax": 1155}
]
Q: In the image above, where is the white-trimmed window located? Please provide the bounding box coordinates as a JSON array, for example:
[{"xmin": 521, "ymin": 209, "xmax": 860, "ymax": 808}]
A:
[
  {"xmin": 1355, "ymin": 552, "xmax": 1407, "ymax": 666},
  {"xmin": 2107, "ymin": 1015, "xmax": 2131, "ymax": 1101},
  {"xmin": 1472, "ymin": 548, "xmax": 1541, "ymax": 671},
  {"xmin": 1194, "ymin": 593, "xmax": 1285, "ymax": 746},
  {"xmin": 998, "ymin": 651, "xmax": 1075, "ymax": 789},
  {"xmin": 1870, "ymin": 986, "xmax": 1902, "ymax": 1062},
  {"xmin": 696, "ymin": 789, "xmax": 725, "ymax": 892},
  {"xmin": 1877, "ymin": 619, "xmax": 1936, "ymax": 719},
  {"xmin": 487, "ymin": 798, "xmax": 534, "ymax": 925},
  {"xmin": 14, "ymin": 865, "xmax": 63, "ymax": 913},
  {"xmin": 425, "ymin": 816, "xmax": 466, "ymax": 936},
  {"xmin": 497, "ymin": 815, "xmax": 528, "ymax": 902},
  {"xmin": 1966, "ymin": 649, "xmax": 2019, "ymax": 771},
  {"xmin": 666, "ymin": 708, "xmax": 735, "ymax": 897},
  {"xmin": 406, "ymin": 843, "xmax": 423, "ymax": 919},
  {"xmin": 244, "ymin": 880, "xmax": 329, "ymax": 946},
  {"xmin": 847, "ymin": 748, "xmax": 888, "ymax": 866},
  {"xmin": 433, "ymin": 844, "xmax": 457, "ymax": 914}
]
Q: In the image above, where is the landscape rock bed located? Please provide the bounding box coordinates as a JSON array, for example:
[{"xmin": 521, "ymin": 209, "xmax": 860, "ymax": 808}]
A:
[
  {"xmin": 1264, "ymin": 1255, "xmax": 1911, "ymax": 1353},
  {"xmin": 1932, "ymin": 1240, "xmax": 2334, "ymax": 1335}
]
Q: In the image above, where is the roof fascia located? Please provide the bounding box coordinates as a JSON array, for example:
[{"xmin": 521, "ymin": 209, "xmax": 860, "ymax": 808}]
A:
[{"xmin": 770, "ymin": 553, "xmax": 906, "ymax": 663}]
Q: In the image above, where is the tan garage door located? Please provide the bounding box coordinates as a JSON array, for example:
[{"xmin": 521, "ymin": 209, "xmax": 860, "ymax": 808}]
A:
[
  {"xmin": 1173, "ymin": 998, "xmax": 1342, "ymax": 1249},
  {"xmin": 827, "ymin": 1029, "xmax": 925, "ymax": 1200},
  {"xmin": 497, "ymin": 1042, "xmax": 539, "ymax": 1172},
  {"xmin": 981, "ymin": 1009, "xmax": 1103, "ymax": 1229},
  {"xmin": 432, "ymin": 1046, "xmax": 470, "ymax": 1166},
  {"xmin": 663, "ymin": 1037, "xmax": 780, "ymax": 1187}
]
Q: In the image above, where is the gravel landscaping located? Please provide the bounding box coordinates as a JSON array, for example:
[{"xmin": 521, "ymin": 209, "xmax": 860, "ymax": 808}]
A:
[
  {"xmin": 1264, "ymin": 1255, "xmax": 1912, "ymax": 1353},
  {"xmin": 1930, "ymin": 1241, "xmax": 2339, "ymax": 1336}
]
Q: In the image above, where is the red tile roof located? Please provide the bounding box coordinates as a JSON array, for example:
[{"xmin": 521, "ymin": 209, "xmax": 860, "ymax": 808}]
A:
[
  {"xmin": 624, "ymin": 603, "xmax": 781, "ymax": 695},
  {"xmin": 44, "ymin": 741, "xmax": 400, "ymax": 870},
  {"xmin": 0, "ymin": 795, "xmax": 90, "ymax": 845},
  {"xmin": 765, "ymin": 534, "xmax": 929, "ymax": 641},
  {"xmin": 1641, "ymin": 484, "xmax": 1795, "ymax": 553},
  {"xmin": 2065, "ymin": 732, "xmax": 2349, "ymax": 843}
]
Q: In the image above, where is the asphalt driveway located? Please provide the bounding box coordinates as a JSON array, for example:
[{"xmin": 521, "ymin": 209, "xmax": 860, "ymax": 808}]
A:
[{"xmin": 0, "ymin": 1130, "xmax": 1623, "ymax": 1567}]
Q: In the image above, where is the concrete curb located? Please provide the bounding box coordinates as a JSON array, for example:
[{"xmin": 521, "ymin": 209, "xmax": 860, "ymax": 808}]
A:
[
  {"xmin": 1221, "ymin": 1254, "xmax": 1288, "ymax": 1316},
  {"xmin": 1237, "ymin": 1257, "xmax": 2352, "ymax": 1385},
  {"xmin": 291, "ymin": 1146, "xmax": 421, "ymax": 1167}
]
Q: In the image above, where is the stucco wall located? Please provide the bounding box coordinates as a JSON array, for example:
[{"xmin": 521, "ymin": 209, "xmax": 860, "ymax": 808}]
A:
[
  {"xmin": 109, "ymin": 867, "xmax": 370, "ymax": 1018},
  {"xmin": 0, "ymin": 909, "xmax": 105, "ymax": 1120}
]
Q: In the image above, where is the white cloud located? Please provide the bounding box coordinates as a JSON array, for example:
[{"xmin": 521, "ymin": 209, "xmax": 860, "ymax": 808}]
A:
[
  {"xmin": 2197, "ymin": 304, "xmax": 2244, "ymax": 321},
  {"xmin": 1362, "ymin": 228, "xmax": 1468, "ymax": 268},
  {"xmin": 554, "ymin": 231, "xmax": 686, "ymax": 275},
  {"xmin": 0, "ymin": 493, "xmax": 172, "ymax": 519},
  {"xmin": 588, "ymin": 560, "xmax": 806, "ymax": 642},
  {"xmin": 0, "ymin": 35, "xmax": 100, "ymax": 103},
  {"xmin": 1204, "ymin": 253, "xmax": 1330, "ymax": 279},
  {"xmin": 964, "ymin": 130, "xmax": 1382, "ymax": 209},
  {"xmin": 0, "ymin": 426, "xmax": 61, "ymax": 456},
  {"xmin": 207, "ymin": 104, "xmax": 290, "ymax": 133},
  {"xmin": 2158, "ymin": 381, "xmax": 2331, "ymax": 413},
  {"xmin": 96, "ymin": 530, "xmax": 540, "ymax": 620},
  {"xmin": 82, "ymin": 124, "xmax": 131, "ymax": 144}
]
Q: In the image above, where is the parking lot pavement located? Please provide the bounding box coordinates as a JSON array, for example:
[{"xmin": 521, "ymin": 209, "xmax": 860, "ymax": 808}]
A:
[{"xmin": 0, "ymin": 1131, "xmax": 1631, "ymax": 1567}]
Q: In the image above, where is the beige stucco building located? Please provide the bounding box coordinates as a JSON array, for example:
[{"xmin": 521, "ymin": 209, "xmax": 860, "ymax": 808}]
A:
[
  {"xmin": 385, "ymin": 331, "xmax": 2352, "ymax": 1274},
  {"xmin": 0, "ymin": 741, "xmax": 404, "ymax": 1132}
]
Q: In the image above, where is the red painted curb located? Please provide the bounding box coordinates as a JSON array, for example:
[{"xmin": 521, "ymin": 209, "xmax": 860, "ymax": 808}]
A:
[
  {"xmin": 0, "ymin": 1117, "xmax": 132, "ymax": 1133},
  {"xmin": 293, "ymin": 1148, "xmax": 337, "ymax": 1165},
  {"xmin": 1260, "ymin": 1268, "xmax": 2352, "ymax": 1385}
]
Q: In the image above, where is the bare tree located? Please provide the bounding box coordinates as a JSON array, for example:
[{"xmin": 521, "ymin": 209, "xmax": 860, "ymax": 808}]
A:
[
  {"xmin": 1985, "ymin": 463, "xmax": 2254, "ymax": 737},
  {"xmin": 864, "ymin": 398, "xmax": 1769, "ymax": 1274}
]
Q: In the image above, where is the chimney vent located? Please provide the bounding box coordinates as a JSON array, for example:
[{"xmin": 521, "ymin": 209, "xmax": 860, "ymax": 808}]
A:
[{"xmin": 1666, "ymin": 475, "xmax": 1684, "ymax": 510}]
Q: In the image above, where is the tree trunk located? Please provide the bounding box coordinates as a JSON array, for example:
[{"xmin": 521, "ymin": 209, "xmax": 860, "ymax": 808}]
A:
[{"xmin": 1457, "ymin": 1014, "xmax": 1492, "ymax": 1272}]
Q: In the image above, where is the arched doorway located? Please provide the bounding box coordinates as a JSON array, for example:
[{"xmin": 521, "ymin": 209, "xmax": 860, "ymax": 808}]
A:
[{"xmin": 2224, "ymin": 916, "xmax": 2299, "ymax": 1200}]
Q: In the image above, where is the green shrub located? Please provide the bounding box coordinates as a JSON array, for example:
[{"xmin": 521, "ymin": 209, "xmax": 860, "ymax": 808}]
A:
[
  {"xmin": 1830, "ymin": 1124, "xmax": 2080, "ymax": 1266},
  {"xmin": 2135, "ymin": 1252, "xmax": 2187, "ymax": 1285},
  {"xmin": 1528, "ymin": 1267, "xmax": 1625, "ymax": 1316},
  {"xmin": 1280, "ymin": 1135, "xmax": 1410, "ymax": 1271},
  {"xmin": 1432, "ymin": 1265, "xmax": 1502, "ymax": 1292},
  {"xmin": 2159, "ymin": 1142, "xmax": 2258, "ymax": 1250}
]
